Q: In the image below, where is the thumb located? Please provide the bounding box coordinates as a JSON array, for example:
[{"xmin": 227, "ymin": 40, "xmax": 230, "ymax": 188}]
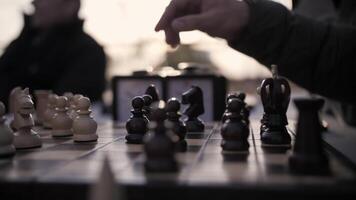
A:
[{"xmin": 171, "ymin": 14, "xmax": 208, "ymax": 32}]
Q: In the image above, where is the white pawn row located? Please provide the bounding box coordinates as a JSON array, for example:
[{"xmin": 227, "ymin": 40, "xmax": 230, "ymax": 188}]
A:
[{"xmin": 45, "ymin": 94, "xmax": 98, "ymax": 142}]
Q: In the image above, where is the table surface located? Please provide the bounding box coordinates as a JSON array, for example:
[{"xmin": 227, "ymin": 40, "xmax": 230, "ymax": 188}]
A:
[{"xmin": 0, "ymin": 118, "xmax": 355, "ymax": 200}]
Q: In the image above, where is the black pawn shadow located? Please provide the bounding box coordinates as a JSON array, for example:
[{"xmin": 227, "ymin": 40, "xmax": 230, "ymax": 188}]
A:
[
  {"xmin": 262, "ymin": 146, "xmax": 290, "ymax": 154},
  {"xmin": 221, "ymin": 151, "xmax": 249, "ymax": 162}
]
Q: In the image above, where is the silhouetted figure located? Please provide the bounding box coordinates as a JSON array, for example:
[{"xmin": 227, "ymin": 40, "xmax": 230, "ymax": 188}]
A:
[{"xmin": 0, "ymin": 0, "xmax": 106, "ymax": 107}]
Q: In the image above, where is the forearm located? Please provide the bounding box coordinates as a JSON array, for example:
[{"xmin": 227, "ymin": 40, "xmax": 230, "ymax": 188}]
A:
[{"xmin": 229, "ymin": 0, "xmax": 356, "ymax": 104}]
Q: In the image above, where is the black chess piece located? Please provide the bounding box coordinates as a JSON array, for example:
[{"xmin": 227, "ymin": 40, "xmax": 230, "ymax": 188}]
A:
[
  {"xmin": 144, "ymin": 101, "xmax": 178, "ymax": 172},
  {"xmin": 222, "ymin": 92, "xmax": 239, "ymax": 123},
  {"xmin": 182, "ymin": 86, "xmax": 205, "ymax": 132},
  {"xmin": 166, "ymin": 97, "xmax": 187, "ymax": 152},
  {"xmin": 238, "ymin": 93, "xmax": 251, "ymax": 126},
  {"xmin": 221, "ymin": 98, "xmax": 249, "ymax": 151},
  {"xmin": 289, "ymin": 98, "xmax": 329, "ymax": 175},
  {"xmin": 222, "ymin": 92, "xmax": 250, "ymax": 125},
  {"xmin": 125, "ymin": 96, "xmax": 148, "ymax": 144},
  {"xmin": 243, "ymin": 105, "xmax": 252, "ymax": 126},
  {"xmin": 259, "ymin": 65, "xmax": 291, "ymax": 146},
  {"xmin": 145, "ymin": 85, "xmax": 159, "ymax": 102},
  {"xmin": 142, "ymin": 94, "xmax": 153, "ymax": 120}
]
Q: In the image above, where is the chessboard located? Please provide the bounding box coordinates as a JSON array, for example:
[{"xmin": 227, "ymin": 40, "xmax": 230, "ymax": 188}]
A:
[{"xmin": 0, "ymin": 119, "xmax": 355, "ymax": 200}]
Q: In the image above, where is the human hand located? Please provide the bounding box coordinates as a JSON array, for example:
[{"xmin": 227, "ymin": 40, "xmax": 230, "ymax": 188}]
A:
[{"xmin": 155, "ymin": 0, "xmax": 250, "ymax": 47}]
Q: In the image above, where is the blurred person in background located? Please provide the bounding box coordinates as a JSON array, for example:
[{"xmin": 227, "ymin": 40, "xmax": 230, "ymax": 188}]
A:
[{"xmin": 0, "ymin": 0, "xmax": 106, "ymax": 107}]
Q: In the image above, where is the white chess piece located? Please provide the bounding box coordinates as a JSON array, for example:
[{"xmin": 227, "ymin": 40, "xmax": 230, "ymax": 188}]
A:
[
  {"xmin": 0, "ymin": 101, "xmax": 16, "ymax": 157},
  {"xmin": 13, "ymin": 90, "xmax": 42, "ymax": 149},
  {"xmin": 9, "ymin": 86, "xmax": 22, "ymax": 114},
  {"xmin": 63, "ymin": 92, "xmax": 74, "ymax": 102},
  {"xmin": 51, "ymin": 96, "xmax": 73, "ymax": 137},
  {"xmin": 34, "ymin": 90, "xmax": 52, "ymax": 125},
  {"xmin": 68, "ymin": 94, "xmax": 83, "ymax": 120},
  {"xmin": 43, "ymin": 94, "xmax": 58, "ymax": 129},
  {"xmin": 9, "ymin": 86, "xmax": 23, "ymax": 130},
  {"xmin": 63, "ymin": 92, "xmax": 73, "ymax": 116},
  {"xmin": 73, "ymin": 97, "xmax": 98, "ymax": 142}
]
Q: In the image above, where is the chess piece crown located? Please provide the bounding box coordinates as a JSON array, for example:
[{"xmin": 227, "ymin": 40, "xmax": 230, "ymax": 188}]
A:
[{"xmin": 259, "ymin": 65, "xmax": 291, "ymax": 146}]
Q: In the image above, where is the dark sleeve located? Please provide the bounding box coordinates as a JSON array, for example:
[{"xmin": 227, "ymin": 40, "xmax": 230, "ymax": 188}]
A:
[
  {"xmin": 0, "ymin": 15, "xmax": 34, "ymax": 66},
  {"xmin": 0, "ymin": 39, "xmax": 20, "ymax": 70},
  {"xmin": 54, "ymin": 39, "xmax": 107, "ymax": 102},
  {"xmin": 228, "ymin": 0, "xmax": 356, "ymax": 104},
  {"xmin": 0, "ymin": 25, "xmax": 31, "ymax": 71},
  {"xmin": 0, "ymin": 17, "xmax": 33, "ymax": 106}
]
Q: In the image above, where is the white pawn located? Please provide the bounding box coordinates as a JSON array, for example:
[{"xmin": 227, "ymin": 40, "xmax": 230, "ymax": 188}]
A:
[
  {"xmin": 63, "ymin": 92, "xmax": 73, "ymax": 116},
  {"xmin": 9, "ymin": 86, "xmax": 22, "ymax": 130},
  {"xmin": 51, "ymin": 96, "xmax": 73, "ymax": 137},
  {"xmin": 0, "ymin": 101, "xmax": 16, "ymax": 157},
  {"xmin": 63, "ymin": 92, "xmax": 74, "ymax": 101},
  {"xmin": 68, "ymin": 94, "xmax": 83, "ymax": 120},
  {"xmin": 43, "ymin": 94, "xmax": 58, "ymax": 129},
  {"xmin": 13, "ymin": 92, "xmax": 42, "ymax": 149},
  {"xmin": 34, "ymin": 90, "xmax": 52, "ymax": 125},
  {"xmin": 73, "ymin": 97, "xmax": 98, "ymax": 142}
]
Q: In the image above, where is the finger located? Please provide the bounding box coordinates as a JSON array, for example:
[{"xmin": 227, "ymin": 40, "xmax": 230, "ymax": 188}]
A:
[
  {"xmin": 171, "ymin": 13, "xmax": 210, "ymax": 32},
  {"xmin": 155, "ymin": 1, "xmax": 178, "ymax": 31},
  {"xmin": 164, "ymin": 27, "xmax": 180, "ymax": 47},
  {"xmin": 155, "ymin": 0, "xmax": 186, "ymax": 31}
]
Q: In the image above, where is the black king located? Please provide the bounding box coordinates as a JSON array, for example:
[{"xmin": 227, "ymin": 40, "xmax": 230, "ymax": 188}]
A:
[{"xmin": 259, "ymin": 65, "xmax": 291, "ymax": 147}]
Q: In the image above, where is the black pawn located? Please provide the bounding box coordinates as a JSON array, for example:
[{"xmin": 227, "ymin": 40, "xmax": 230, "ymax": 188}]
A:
[
  {"xmin": 144, "ymin": 101, "xmax": 178, "ymax": 172},
  {"xmin": 125, "ymin": 96, "xmax": 148, "ymax": 144},
  {"xmin": 238, "ymin": 93, "xmax": 250, "ymax": 126},
  {"xmin": 145, "ymin": 85, "xmax": 159, "ymax": 102},
  {"xmin": 222, "ymin": 92, "xmax": 240, "ymax": 123},
  {"xmin": 259, "ymin": 65, "xmax": 291, "ymax": 146},
  {"xmin": 182, "ymin": 86, "xmax": 205, "ymax": 132},
  {"xmin": 221, "ymin": 98, "xmax": 249, "ymax": 151},
  {"xmin": 222, "ymin": 92, "xmax": 250, "ymax": 125},
  {"xmin": 142, "ymin": 94, "xmax": 153, "ymax": 120},
  {"xmin": 289, "ymin": 98, "xmax": 329, "ymax": 175},
  {"xmin": 166, "ymin": 98, "xmax": 187, "ymax": 152}
]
